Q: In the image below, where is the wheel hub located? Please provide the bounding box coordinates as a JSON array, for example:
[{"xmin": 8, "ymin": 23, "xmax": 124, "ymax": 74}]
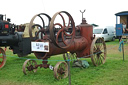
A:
[
  {"xmin": 58, "ymin": 68, "xmax": 65, "ymax": 75},
  {"xmin": 96, "ymin": 48, "xmax": 102, "ymax": 55},
  {"xmin": 27, "ymin": 65, "xmax": 34, "ymax": 71}
]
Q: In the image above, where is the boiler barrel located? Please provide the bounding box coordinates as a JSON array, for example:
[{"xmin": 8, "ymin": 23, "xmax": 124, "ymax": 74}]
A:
[
  {"xmin": 0, "ymin": 32, "xmax": 22, "ymax": 46},
  {"xmin": 34, "ymin": 37, "xmax": 88, "ymax": 59}
]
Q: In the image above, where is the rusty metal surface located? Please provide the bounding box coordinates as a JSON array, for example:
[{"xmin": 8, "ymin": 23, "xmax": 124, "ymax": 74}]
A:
[
  {"xmin": 33, "ymin": 11, "xmax": 94, "ymax": 61},
  {"xmin": 75, "ymin": 18, "xmax": 93, "ymax": 58},
  {"xmin": 30, "ymin": 11, "xmax": 94, "ymax": 60},
  {"xmin": 34, "ymin": 37, "xmax": 87, "ymax": 59}
]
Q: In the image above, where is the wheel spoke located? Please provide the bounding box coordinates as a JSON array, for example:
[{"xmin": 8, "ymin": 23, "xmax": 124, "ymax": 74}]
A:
[
  {"xmin": 99, "ymin": 43, "xmax": 103, "ymax": 49},
  {"xmin": 58, "ymin": 74, "xmax": 62, "ymax": 80},
  {"xmin": 99, "ymin": 55, "xmax": 103, "ymax": 63},
  {"xmin": 28, "ymin": 61, "xmax": 31, "ymax": 65},
  {"xmin": 61, "ymin": 64, "xmax": 65, "ymax": 69},
  {"xmin": 100, "ymin": 50, "xmax": 105, "ymax": 55},
  {"xmin": 93, "ymin": 46, "xmax": 97, "ymax": 52},
  {"xmin": 26, "ymin": 63, "xmax": 30, "ymax": 67},
  {"xmin": 96, "ymin": 55, "xmax": 99, "ymax": 65},
  {"xmin": 101, "ymin": 54, "xmax": 105, "ymax": 59},
  {"xmin": 94, "ymin": 44, "xmax": 98, "ymax": 50},
  {"xmin": 59, "ymin": 64, "xmax": 63, "ymax": 68},
  {"xmin": 94, "ymin": 55, "xmax": 98, "ymax": 64},
  {"xmin": 61, "ymin": 31, "xmax": 68, "ymax": 46},
  {"xmin": 95, "ymin": 43, "xmax": 100, "ymax": 49},
  {"xmin": 31, "ymin": 61, "xmax": 35, "ymax": 65},
  {"xmin": 99, "ymin": 44, "xmax": 104, "ymax": 51},
  {"xmin": 93, "ymin": 54, "xmax": 97, "ymax": 63},
  {"xmin": 56, "ymin": 28, "xmax": 64, "ymax": 43},
  {"xmin": 59, "ymin": 13, "xmax": 66, "ymax": 27},
  {"xmin": 98, "ymin": 56, "xmax": 101, "ymax": 65}
]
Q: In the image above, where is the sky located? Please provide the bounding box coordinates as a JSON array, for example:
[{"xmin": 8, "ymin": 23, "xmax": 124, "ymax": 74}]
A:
[{"xmin": 0, "ymin": 0, "xmax": 128, "ymax": 26}]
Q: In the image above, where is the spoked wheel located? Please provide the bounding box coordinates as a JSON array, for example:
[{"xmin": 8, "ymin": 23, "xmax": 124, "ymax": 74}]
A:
[
  {"xmin": 23, "ymin": 59, "xmax": 37, "ymax": 75},
  {"xmin": 90, "ymin": 37, "xmax": 107, "ymax": 66},
  {"xmin": 0, "ymin": 48, "xmax": 6, "ymax": 69},
  {"xmin": 29, "ymin": 13, "xmax": 51, "ymax": 40},
  {"xmin": 49, "ymin": 11, "xmax": 75, "ymax": 49},
  {"xmin": 54, "ymin": 61, "xmax": 68, "ymax": 80},
  {"xmin": 63, "ymin": 53, "xmax": 77, "ymax": 63}
]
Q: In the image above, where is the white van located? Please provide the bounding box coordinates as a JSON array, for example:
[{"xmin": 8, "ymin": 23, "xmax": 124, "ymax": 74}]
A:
[{"xmin": 93, "ymin": 26, "xmax": 116, "ymax": 41}]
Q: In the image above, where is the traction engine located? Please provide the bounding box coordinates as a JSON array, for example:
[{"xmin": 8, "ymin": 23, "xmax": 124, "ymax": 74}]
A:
[
  {"xmin": 0, "ymin": 15, "xmax": 36, "ymax": 68},
  {"xmin": 22, "ymin": 11, "xmax": 107, "ymax": 79}
]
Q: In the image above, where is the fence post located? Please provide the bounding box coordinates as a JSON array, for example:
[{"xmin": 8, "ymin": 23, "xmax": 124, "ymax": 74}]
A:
[
  {"xmin": 122, "ymin": 42, "xmax": 124, "ymax": 61},
  {"xmin": 67, "ymin": 51, "xmax": 71, "ymax": 85}
]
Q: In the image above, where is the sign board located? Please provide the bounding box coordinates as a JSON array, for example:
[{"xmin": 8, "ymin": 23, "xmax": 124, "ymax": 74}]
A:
[{"xmin": 31, "ymin": 42, "xmax": 49, "ymax": 52}]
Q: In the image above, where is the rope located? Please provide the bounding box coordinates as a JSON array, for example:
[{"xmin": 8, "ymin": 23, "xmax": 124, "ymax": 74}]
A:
[
  {"xmin": 1, "ymin": 44, "xmax": 119, "ymax": 62},
  {"xmin": 118, "ymin": 40, "xmax": 124, "ymax": 52}
]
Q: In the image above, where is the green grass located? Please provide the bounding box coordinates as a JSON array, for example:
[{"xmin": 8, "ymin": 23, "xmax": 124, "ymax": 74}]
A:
[{"xmin": 0, "ymin": 39, "xmax": 128, "ymax": 85}]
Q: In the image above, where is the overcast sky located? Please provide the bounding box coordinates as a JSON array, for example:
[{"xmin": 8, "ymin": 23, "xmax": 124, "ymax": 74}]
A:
[{"xmin": 0, "ymin": 0, "xmax": 128, "ymax": 26}]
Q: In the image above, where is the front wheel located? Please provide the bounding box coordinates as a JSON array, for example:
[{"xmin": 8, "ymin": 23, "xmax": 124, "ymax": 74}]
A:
[
  {"xmin": 23, "ymin": 59, "xmax": 37, "ymax": 75},
  {"xmin": 54, "ymin": 61, "xmax": 68, "ymax": 80}
]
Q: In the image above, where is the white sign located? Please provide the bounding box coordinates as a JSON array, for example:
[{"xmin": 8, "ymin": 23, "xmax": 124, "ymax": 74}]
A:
[{"xmin": 31, "ymin": 42, "xmax": 49, "ymax": 52}]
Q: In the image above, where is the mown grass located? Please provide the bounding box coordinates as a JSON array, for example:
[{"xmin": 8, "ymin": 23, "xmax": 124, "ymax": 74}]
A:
[{"xmin": 0, "ymin": 39, "xmax": 128, "ymax": 85}]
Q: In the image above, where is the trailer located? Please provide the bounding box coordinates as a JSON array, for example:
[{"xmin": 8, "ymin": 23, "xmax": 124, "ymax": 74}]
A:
[{"xmin": 115, "ymin": 11, "xmax": 128, "ymax": 42}]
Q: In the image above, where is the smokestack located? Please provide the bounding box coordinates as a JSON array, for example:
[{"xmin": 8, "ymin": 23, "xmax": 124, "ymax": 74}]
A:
[{"xmin": 0, "ymin": 14, "xmax": 3, "ymax": 21}]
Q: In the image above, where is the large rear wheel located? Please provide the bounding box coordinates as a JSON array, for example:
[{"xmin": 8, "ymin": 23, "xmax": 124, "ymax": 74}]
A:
[{"xmin": 90, "ymin": 37, "xmax": 107, "ymax": 66}]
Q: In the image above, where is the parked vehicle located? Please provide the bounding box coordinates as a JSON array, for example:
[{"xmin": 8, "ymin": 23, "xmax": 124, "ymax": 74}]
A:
[{"xmin": 93, "ymin": 26, "xmax": 116, "ymax": 41}]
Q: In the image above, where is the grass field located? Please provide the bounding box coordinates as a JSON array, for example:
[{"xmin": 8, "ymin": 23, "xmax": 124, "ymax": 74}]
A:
[{"xmin": 0, "ymin": 39, "xmax": 128, "ymax": 85}]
